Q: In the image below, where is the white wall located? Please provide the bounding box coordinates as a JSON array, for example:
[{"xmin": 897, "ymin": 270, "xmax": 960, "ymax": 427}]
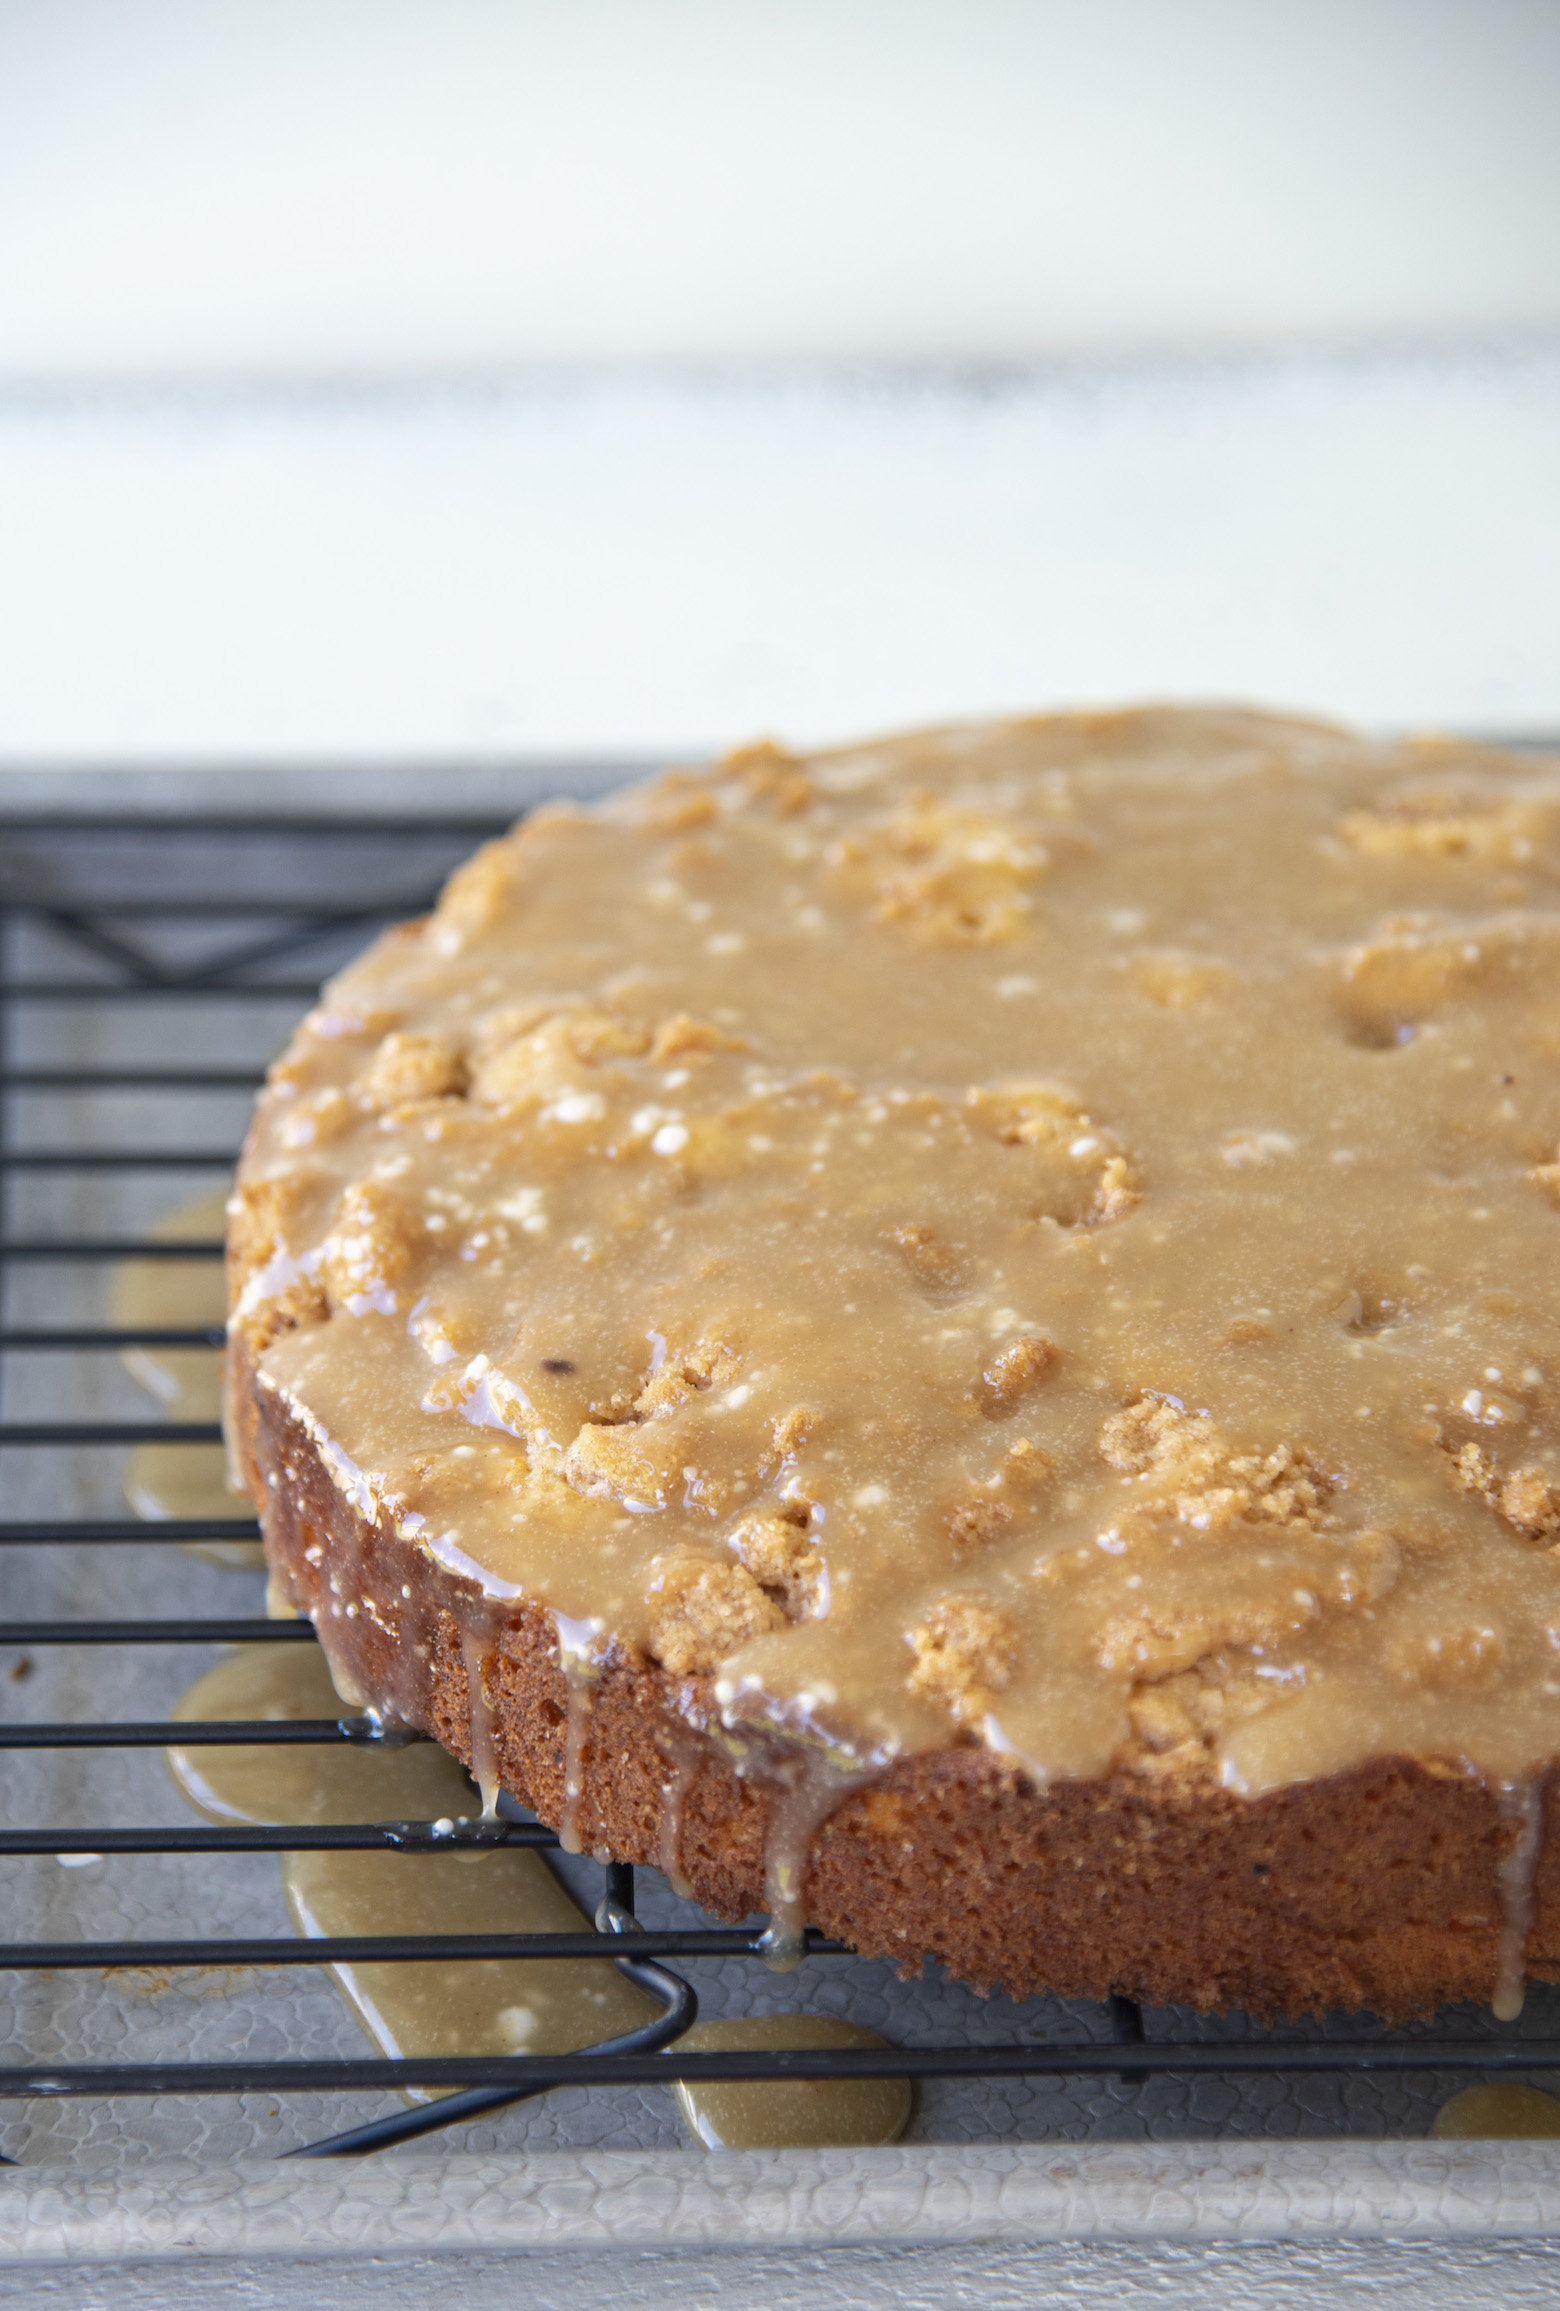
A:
[
  {"xmin": 3, "ymin": 356, "xmax": 1556, "ymax": 760},
  {"xmin": 2, "ymin": 3, "xmax": 1555, "ymax": 762},
  {"xmin": 1, "ymin": 0, "xmax": 1557, "ymax": 378}
]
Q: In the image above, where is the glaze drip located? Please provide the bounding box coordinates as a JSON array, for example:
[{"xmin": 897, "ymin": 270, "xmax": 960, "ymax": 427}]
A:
[
  {"xmin": 655, "ymin": 1728, "xmax": 701, "ymax": 1899},
  {"xmin": 461, "ymin": 1628, "xmax": 501, "ymax": 1817},
  {"xmin": 554, "ymin": 1612, "xmax": 605, "ymax": 1856},
  {"xmin": 738, "ymin": 1740, "xmax": 867, "ymax": 1973},
  {"xmin": 1493, "ymin": 1778, "xmax": 1544, "ymax": 2022}
]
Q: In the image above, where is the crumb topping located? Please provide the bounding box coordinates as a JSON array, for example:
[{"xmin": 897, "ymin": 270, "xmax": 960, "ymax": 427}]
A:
[{"xmin": 232, "ymin": 708, "xmax": 1560, "ymax": 1791}]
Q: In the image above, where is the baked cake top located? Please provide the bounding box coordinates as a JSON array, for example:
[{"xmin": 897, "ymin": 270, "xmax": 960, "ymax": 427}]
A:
[{"xmin": 231, "ymin": 708, "xmax": 1560, "ymax": 1796}]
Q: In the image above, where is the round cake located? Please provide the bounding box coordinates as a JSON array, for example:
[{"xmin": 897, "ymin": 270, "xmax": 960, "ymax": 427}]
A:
[{"xmin": 228, "ymin": 707, "xmax": 1560, "ymax": 2019}]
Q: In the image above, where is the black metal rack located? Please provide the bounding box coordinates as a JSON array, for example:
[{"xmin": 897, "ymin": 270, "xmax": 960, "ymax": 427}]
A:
[{"xmin": 0, "ymin": 800, "xmax": 1553, "ymax": 2160}]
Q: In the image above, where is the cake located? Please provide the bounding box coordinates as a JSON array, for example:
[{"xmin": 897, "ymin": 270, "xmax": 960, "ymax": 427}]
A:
[{"xmin": 228, "ymin": 707, "xmax": 1560, "ymax": 2020}]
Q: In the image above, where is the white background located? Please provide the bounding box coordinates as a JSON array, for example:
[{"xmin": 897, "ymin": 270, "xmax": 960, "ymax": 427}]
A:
[
  {"xmin": 0, "ymin": 1, "xmax": 1556, "ymax": 764},
  {"xmin": 3, "ymin": 0, "xmax": 1558, "ymax": 374},
  {"xmin": 3, "ymin": 355, "xmax": 1557, "ymax": 764}
]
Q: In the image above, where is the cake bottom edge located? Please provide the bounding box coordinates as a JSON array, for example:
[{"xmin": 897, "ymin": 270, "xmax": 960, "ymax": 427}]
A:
[{"xmin": 237, "ymin": 1344, "xmax": 1560, "ymax": 2025}]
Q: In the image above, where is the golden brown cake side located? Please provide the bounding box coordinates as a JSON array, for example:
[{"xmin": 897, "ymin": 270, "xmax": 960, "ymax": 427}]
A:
[{"xmin": 237, "ymin": 1340, "xmax": 1560, "ymax": 2021}]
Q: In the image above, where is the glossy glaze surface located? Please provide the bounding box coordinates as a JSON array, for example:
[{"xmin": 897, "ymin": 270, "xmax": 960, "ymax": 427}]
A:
[{"xmin": 230, "ymin": 711, "xmax": 1560, "ymax": 1816}]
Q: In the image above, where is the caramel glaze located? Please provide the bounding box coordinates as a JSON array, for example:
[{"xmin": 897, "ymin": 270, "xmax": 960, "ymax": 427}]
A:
[
  {"xmin": 229, "ymin": 708, "xmax": 1560, "ymax": 2010},
  {"xmin": 1432, "ymin": 2083, "xmax": 1560, "ymax": 2139},
  {"xmin": 671, "ymin": 2015, "xmax": 910, "ymax": 2149}
]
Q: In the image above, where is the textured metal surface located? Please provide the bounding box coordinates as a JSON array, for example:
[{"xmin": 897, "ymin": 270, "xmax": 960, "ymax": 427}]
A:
[
  {"xmin": 5, "ymin": 2142, "xmax": 1560, "ymax": 2307},
  {"xmin": 7, "ymin": 2240, "xmax": 1560, "ymax": 2311}
]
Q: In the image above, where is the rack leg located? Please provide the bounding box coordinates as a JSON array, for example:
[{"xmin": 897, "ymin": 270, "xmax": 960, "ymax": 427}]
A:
[{"xmin": 1109, "ymin": 1993, "xmax": 1148, "ymax": 2086}]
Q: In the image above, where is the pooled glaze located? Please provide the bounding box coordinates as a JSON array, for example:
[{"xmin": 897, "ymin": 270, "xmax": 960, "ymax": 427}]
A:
[
  {"xmin": 1432, "ymin": 2083, "xmax": 1560, "ymax": 2138},
  {"xmin": 671, "ymin": 2014, "xmax": 911, "ymax": 2148},
  {"xmin": 118, "ymin": 1188, "xmax": 262, "ymax": 1565},
  {"xmin": 166, "ymin": 1638, "xmax": 463, "ymax": 1825},
  {"xmin": 229, "ymin": 711, "xmax": 1560, "ymax": 1829},
  {"xmin": 167, "ymin": 1643, "xmax": 654, "ymax": 2096}
]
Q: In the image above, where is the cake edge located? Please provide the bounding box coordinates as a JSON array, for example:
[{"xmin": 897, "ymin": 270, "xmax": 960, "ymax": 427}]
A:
[{"xmin": 232, "ymin": 1334, "xmax": 1560, "ymax": 2024}]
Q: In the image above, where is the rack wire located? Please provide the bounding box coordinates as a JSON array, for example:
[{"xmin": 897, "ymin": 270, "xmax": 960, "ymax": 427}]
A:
[{"xmin": 0, "ymin": 797, "xmax": 1554, "ymax": 2161}]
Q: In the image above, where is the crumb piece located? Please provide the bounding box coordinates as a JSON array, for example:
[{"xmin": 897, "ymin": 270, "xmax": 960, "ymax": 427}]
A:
[
  {"xmin": 966, "ymin": 1083, "xmax": 1140, "ymax": 1222},
  {"xmin": 1336, "ymin": 917, "xmax": 1556, "ymax": 1045},
  {"xmin": 768, "ymin": 1407, "xmax": 815, "ymax": 1462},
  {"xmin": 975, "ymin": 1083, "xmax": 1087, "ymax": 1149},
  {"xmin": 468, "ymin": 1041, "xmax": 545, "ymax": 1107},
  {"xmin": 906, "ymin": 1596, "xmax": 1016, "ymax": 1722},
  {"xmin": 727, "ymin": 1511, "xmax": 824, "ymax": 1616},
  {"xmin": 644, "ymin": 774, "xmax": 720, "ymax": 834},
  {"xmin": 466, "ymin": 1009, "xmax": 566, "ymax": 1106},
  {"xmin": 1126, "ymin": 1656, "xmax": 1282, "ymax": 1776},
  {"xmin": 1093, "ymin": 1154, "xmax": 1140, "ymax": 1221},
  {"xmin": 228, "ymin": 1173, "xmax": 329, "ymax": 1330},
  {"xmin": 1337, "ymin": 799, "xmax": 1540, "ymax": 864},
  {"xmin": 724, "ymin": 741, "xmax": 814, "ymax": 816},
  {"xmin": 651, "ymin": 1013, "xmax": 748, "ymax": 1061},
  {"xmin": 567, "ymin": 1010, "xmax": 652, "ymax": 1063},
  {"xmin": 635, "ymin": 1338, "xmax": 740, "ymax": 1418},
  {"xmin": 1128, "ymin": 1682, "xmax": 1201, "ymax": 1754},
  {"xmin": 1100, "ymin": 1397, "xmax": 1334, "ymax": 1532},
  {"xmin": 321, "ymin": 1181, "xmax": 421, "ymax": 1312},
  {"xmin": 468, "ymin": 1011, "xmax": 589, "ymax": 1106},
  {"xmin": 947, "ymin": 1498, "xmax": 1014, "ymax": 1559},
  {"xmin": 437, "ymin": 840, "xmax": 524, "ymax": 942},
  {"xmin": 1499, "ymin": 1464, "xmax": 1560, "ymax": 1542},
  {"xmin": 648, "ymin": 1553, "xmax": 786, "ymax": 1675},
  {"xmin": 830, "ymin": 793, "xmax": 1045, "ymax": 943},
  {"xmin": 472, "ymin": 999, "xmax": 570, "ymax": 1048},
  {"xmin": 1527, "ymin": 1160, "xmax": 1560, "ymax": 1211},
  {"xmin": 562, "ymin": 1423, "xmax": 672, "ymax": 1510},
  {"xmin": 1003, "ymin": 1438, "xmax": 1054, "ymax": 1489},
  {"xmin": 1337, "ymin": 928, "xmax": 1475, "ymax": 1041},
  {"xmin": 363, "ymin": 1031, "xmax": 467, "ymax": 1107},
  {"xmin": 1101, "ymin": 1396, "xmax": 1218, "ymax": 1474},
  {"xmin": 980, "ymin": 1333, "xmax": 1055, "ymax": 1413},
  {"xmin": 883, "ymin": 1222, "xmax": 968, "ymax": 1297},
  {"xmin": 1447, "ymin": 1437, "xmax": 1560, "ymax": 1543},
  {"xmin": 278, "ymin": 1085, "xmax": 355, "ymax": 1150},
  {"xmin": 467, "ymin": 1004, "xmax": 653, "ymax": 1103}
]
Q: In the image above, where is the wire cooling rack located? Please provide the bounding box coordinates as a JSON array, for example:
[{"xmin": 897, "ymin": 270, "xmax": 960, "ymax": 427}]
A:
[{"xmin": 0, "ymin": 794, "xmax": 1555, "ymax": 2163}]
